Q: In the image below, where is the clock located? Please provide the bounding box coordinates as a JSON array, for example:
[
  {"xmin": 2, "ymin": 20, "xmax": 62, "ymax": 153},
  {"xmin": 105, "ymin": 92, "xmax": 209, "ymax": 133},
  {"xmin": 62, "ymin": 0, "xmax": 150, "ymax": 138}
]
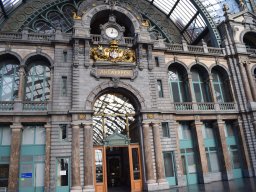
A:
[{"xmin": 105, "ymin": 27, "xmax": 119, "ymax": 38}]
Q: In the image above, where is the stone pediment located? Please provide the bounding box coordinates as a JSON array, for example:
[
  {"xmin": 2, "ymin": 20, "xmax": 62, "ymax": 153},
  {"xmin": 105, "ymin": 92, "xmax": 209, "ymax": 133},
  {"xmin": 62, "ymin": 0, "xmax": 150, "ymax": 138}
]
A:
[
  {"xmin": 229, "ymin": 11, "xmax": 256, "ymax": 25},
  {"xmin": 104, "ymin": 131, "xmax": 130, "ymax": 146}
]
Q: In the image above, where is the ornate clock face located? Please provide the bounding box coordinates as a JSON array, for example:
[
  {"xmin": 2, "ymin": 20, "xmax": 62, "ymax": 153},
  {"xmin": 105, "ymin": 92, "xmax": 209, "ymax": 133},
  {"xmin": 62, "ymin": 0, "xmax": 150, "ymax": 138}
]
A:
[{"xmin": 105, "ymin": 27, "xmax": 119, "ymax": 38}]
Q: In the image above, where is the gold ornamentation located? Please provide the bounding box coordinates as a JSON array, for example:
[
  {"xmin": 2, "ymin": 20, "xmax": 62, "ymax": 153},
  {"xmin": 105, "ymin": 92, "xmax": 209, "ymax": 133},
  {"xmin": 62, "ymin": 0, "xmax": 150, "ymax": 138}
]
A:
[
  {"xmin": 142, "ymin": 19, "xmax": 150, "ymax": 27},
  {"xmin": 147, "ymin": 114, "xmax": 154, "ymax": 119},
  {"xmin": 90, "ymin": 40, "xmax": 136, "ymax": 63},
  {"xmin": 79, "ymin": 114, "xmax": 86, "ymax": 120},
  {"xmin": 73, "ymin": 12, "xmax": 81, "ymax": 20}
]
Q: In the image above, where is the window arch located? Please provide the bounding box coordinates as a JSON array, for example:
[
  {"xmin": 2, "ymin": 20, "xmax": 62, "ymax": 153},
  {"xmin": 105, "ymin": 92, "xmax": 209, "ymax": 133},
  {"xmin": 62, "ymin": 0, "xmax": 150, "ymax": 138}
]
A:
[
  {"xmin": 0, "ymin": 58, "xmax": 19, "ymax": 101},
  {"xmin": 25, "ymin": 61, "xmax": 50, "ymax": 101},
  {"xmin": 243, "ymin": 32, "xmax": 256, "ymax": 49},
  {"xmin": 168, "ymin": 64, "xmax": 190, "ymax": 102},
  {"xmin": 191, "ymin": 65, "xmax": 211, "ymax": 102},
  {"xmin": 211, "ymin": 67, "xmax": 232, "ymax": 102}
]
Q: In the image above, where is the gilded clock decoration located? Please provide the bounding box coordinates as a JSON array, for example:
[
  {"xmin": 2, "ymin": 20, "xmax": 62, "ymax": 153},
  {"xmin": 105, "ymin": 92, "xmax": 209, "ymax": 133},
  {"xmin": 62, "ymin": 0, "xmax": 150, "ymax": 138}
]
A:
[{"xmin": 91, "ymin": 40, "xmax": 136, "ymax": 63}]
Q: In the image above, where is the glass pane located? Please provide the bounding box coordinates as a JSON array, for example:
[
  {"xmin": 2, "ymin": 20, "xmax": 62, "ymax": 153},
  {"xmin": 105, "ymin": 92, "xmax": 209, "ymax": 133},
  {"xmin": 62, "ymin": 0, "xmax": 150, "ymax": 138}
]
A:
[
  {"xmin": 20, "ymin": 164, "xmax": 33, "ymax": 187},
  {"xmin": 187, "ymin": 154, "xmax": 196, "ymax": 173},
  {"xmin": 183, "ymin": 125, "xmax": 192, "ymax": 140},
  {"xmin": 162, "ymin": 122, "xmax": 170, "ymax": 138},
  {"xmin": 57, "ymin": 158, "xmax": 69, "ymax": 186},
  {"xmin": 2, "ymin": 76, "xmax": 13, "ymax": 101},
  {"xmin": 163, "ymin": 152, "xmax": 174, "ymax": 177},
  {"xmin": 35, "ymin": 163, "xmax": 45, "ymax": 186},
  {"xmin": 35, "ymin": 127, "xmax": 45, "ymax": 144},
  {"xmin": 95, "ymin": 149, "xmax": 103, "ymax": 183},
  {"xmin": 2, "ymin": 127, "xmax": 11, "ymax": 145},
  {"xmin": 209, "ymin": 151, "xmax": 220, "ymax": 172},
  {"xmin": 0, "ymin": 164, "xmax": 9, "ymax": 187},
  {"xmin": 132, "ymin": 148, "xmax": 140, "ymax": 180},
  {"xmin": 171, "ymin": 83, "xmax": 180, "ymax": 102},
  {"xmin": 232, "ymin": 150, "xmax": 241, "ymax": 169},
  {"xmin": 181, "ymin": 155, "xmax": 186, "ymax": 175},
  {"xmin": 225, "ymin": 123, "xmax": 235, "ymax": 137},
  {"xmin": 22, "ymin": 127, "xmax": 35, "ymax": 144},
  {"xmin": 193, "ymin": 84, "xmax": 202, "ymax": 102}
]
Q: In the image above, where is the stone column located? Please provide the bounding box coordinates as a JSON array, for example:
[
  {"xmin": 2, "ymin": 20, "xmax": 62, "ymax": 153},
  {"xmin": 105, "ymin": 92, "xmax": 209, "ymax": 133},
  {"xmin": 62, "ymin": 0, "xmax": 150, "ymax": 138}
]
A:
[
  {"xmin": 8, "ymin": 123, "xmax": 22, "ymax": 192},
  {"xmin": 214, "ymin": 119, "xmax": 232, "ymax": 180},
  {"xmin": 17, "ymin": 65, "xmax": 25, "ymax": 100},
  {"xmin": 208, "ymin": 75, "xmax": 219, "ymax": 110},
  {"xmin": 193, "ymin": 120, "xmax": 208, "ymax": 183},
  {"xmin": 71, "ymin": 123, "xmax": 82, "ymax": 192},
  {"xmin": 83, "ymin": 123, "xmax": 95, "ymax": 191},
  {"xmin": 239, "ymin": 62, "xmax": 253, "ymax": 102},
  {"xmin": 235, "ymin": 119, "xmax": 252, "ymax": 176},
  {"xmin": 152, "ymin": 123, "xmax": 166, "ymax": 183},
  {"xmin": 142, "ymin": 122, "xmax": 155, "ymax": 183},
  {"xmin": 244, "ymin": 63, "xmax": 256, "ymax": 101},
  {"xmin": 188, "ymin": 74, "xmax": 196, "ymax": 102},
  {"xmin": 44, "ymin": 124, "xmax": 51, "ymax": 192},
  {"xmin": 187, "ymin": 74, "xmax": 197, "ymax": 110}
]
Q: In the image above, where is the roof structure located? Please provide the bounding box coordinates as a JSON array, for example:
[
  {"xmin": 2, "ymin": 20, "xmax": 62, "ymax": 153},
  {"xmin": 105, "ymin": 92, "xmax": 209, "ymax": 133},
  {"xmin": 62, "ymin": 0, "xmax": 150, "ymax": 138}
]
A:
[{"xmin": 0, "ymin": 0, "xmax": 248, "ymax": 45}]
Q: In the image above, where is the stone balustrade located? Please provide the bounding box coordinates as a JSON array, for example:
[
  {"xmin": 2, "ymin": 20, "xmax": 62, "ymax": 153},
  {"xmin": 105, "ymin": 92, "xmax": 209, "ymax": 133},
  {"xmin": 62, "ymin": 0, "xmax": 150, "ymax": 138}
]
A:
[
  {"xmin": 174, "ymin": 102, "xmax": 237, "ymax": 112},
  {"xmin": 0, "ymin": 101, "xmax": 48, "ymax": 112}
]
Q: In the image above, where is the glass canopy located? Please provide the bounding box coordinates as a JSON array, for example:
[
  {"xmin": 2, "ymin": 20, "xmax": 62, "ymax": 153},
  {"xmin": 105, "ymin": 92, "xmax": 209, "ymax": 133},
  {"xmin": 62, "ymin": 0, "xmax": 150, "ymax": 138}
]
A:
[{"xmin": 0, "ymin": 0, "xmax": 248, "ymax": 43}]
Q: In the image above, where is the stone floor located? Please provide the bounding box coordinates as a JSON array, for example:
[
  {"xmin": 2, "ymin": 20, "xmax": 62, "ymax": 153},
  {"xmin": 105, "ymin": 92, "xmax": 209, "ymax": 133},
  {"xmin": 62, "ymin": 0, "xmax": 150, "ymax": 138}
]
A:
[
  {"xmin": 163, "ymin": 178, "xmax": 256, "ymax": 192},
  {"xmin": 107, "ymin": 178, "xmax": 256, "ymax": 192}
]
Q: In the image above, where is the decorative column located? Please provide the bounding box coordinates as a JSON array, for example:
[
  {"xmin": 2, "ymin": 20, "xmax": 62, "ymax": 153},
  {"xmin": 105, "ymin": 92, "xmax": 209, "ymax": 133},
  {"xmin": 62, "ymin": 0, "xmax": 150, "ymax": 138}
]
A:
[
  {"xmin": 152, "ymin": 123, "xmax": 166, "ymax": 183},
  {"xmin": 239, "ymin": 62, "xmax": 253, "ymax": 102},
  {"xmin": 142, "ymin": 122, "xmax": 155, "ymax": 183},
  {"xmin": 71, "ymin": 123, "xmax": 82, "ymax": 192},
  {"xmin": 193, "ymin": 120, "xmax": 208, "ymax": 182},
  {"xmin": 187, "ymin": 74, "xmax": 197, "ymax": 110},
  {"xmin": 44, "ymin": 124, "xmax": 51, "ymax": 192},
  {"xmin": 17, "ymin": 65, "xmax": 26, "ymax": 100},
  {"xmin": 235, "ymin": 118, "xmax": 252, "ymax": 176},
  {"xmin": 244, "ymin": 62, "xmax": 256, "ymax": 101},
  {"xmin": 83, "ymin": 122, "xmax": 94, "ymax": 191},
  {"xmin": 214, "ymin": 118, "xmax": 232, "ymax": 180},
  {"xmin": 208, "ymin": 75, "xmax": 219, "ymax": 110},
  {"xmin": 8, "ymin": 123, "xmax": 22, "ymax": 192}
]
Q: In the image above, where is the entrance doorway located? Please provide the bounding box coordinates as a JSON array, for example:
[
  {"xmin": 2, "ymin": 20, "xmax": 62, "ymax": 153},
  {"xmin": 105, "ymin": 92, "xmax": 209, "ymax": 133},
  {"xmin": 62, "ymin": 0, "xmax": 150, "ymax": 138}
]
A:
[
  {"xmin": 94, "ymin": 144, "xmax": 142, "ymax": 192},
  {"xmin": 92, "ymin": 92, "xmax": 143, "ymax": 192},
  {"xmin": 106, "ymin": 147, "xmax": 130, "ymax": 192}
]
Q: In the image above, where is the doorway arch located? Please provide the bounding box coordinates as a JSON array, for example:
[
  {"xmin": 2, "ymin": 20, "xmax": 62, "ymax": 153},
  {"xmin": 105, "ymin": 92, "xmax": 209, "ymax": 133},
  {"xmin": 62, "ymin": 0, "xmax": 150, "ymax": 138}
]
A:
[{"xmin": 92, "ymin": 87, "xmax": 143, "ymax": 192}]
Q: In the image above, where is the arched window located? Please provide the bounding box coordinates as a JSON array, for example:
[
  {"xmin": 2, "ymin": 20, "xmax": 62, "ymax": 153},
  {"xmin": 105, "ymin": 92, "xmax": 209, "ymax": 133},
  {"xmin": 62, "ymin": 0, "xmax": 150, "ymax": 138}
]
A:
[
  {"xmin": 168, "ymin": 64, "xmax": 190, "ymax": 102},
  {"xmin": 25, "ymin": 62, "xmax": 50, "ymax": 101},
  {"xmin": 212, "ymin": 68, "xmax": 232, "ymax": 102},
  {"xmin": 191, "ymin": 66, "xmax": 211, "ymax": 102},
  {"xmin": 0, "ymin": 59, "xmax": 19, "ymax": 101},
  {"xmin": 243, "ymin": 32, "xmax": 256, "ymax": 49}
]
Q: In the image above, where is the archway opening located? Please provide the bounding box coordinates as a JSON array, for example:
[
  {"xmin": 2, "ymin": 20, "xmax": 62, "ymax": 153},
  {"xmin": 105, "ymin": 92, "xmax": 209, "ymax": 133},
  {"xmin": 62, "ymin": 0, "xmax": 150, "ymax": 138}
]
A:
[
  {"xmin": 92, "ymin": 90, "xmax": 142, "ymax": 192},
  {"xmin": 243, "ymin": 32, "xmax": 256, "ymax": 49}
]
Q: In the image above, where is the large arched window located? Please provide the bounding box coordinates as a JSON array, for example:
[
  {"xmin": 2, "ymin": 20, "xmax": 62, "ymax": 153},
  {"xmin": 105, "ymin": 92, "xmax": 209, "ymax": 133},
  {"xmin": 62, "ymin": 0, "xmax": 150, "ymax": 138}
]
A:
[
  {"xmin": 191, "ymin": 65, "xmax": 211, "ymax": 102},
  {"xmin": 25, "ymin": 62, "xmax": 50, "ymax": 101},
  {"xmin": 243, "ymin": 32, "xmax": 256, "ymax": 49},
  {"xmin": 0, "ymin": 58, "xmax": 19, "ymax": 101},
  {"xmin": 168, "ymin": 64, "xmax": 190, "ymax": 102},
  {"xmin": 212, "ymin": 67, "xmax": 232, "ymax": 102}
]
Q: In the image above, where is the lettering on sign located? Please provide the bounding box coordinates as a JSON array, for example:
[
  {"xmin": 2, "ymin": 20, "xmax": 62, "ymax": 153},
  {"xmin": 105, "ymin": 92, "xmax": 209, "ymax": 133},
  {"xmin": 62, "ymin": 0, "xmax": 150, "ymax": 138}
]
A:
[{"xmin": 91, "ymin": 68, "xmax": 138, "ymax": 80}]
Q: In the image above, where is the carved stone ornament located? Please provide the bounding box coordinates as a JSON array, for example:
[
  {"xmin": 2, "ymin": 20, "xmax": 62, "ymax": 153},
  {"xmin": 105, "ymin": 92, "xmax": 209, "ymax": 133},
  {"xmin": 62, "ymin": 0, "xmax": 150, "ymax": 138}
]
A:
[{"xmin": 90, "ymin": 40, "xmax": 136, "ymax": 63}]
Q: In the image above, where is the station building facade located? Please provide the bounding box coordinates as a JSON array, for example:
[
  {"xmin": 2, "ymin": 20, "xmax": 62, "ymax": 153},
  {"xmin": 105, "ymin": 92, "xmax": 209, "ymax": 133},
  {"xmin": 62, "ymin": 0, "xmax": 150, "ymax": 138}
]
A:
[{"xmin": 0, "ymin": 0, "xmax": 256, "ymax": 192}]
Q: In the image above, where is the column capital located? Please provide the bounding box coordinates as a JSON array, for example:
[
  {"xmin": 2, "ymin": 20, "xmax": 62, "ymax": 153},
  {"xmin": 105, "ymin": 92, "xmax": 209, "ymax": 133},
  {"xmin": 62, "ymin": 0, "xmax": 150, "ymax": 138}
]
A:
[
  {"xmin": 71, "ymin": 122, "xmax": 81, "ymax": 128},
  {"xmin": 10, "ymin": 123, "xmax": 23, "ymax": 130},
  {"xmin": 44, "ymin": 123, "xmax": 51, "ymax": 129}
]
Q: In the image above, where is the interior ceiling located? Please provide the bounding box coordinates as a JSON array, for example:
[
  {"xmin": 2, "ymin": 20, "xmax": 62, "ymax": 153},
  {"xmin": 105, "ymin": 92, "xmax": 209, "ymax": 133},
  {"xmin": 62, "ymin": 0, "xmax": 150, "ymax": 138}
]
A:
[{"xmin": 0, "ymin": 0, "xmax": 241, "ymax": 43}]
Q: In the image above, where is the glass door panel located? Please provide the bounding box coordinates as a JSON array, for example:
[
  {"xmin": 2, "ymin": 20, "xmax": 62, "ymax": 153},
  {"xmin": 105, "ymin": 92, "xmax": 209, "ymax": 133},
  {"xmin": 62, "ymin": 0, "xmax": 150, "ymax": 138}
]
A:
[
  {"xmin": 163, "ymin": 152, "xmax": 176, "ymax": 186},
  {"xmin": 94, "ymin": 147, "xmax": 107, "ymax": 192},
  {"xmin": 129, "ymin": 144, "xmax": 142, "ymax": 192},
  {"xmin": 56, "ymin": 158, "xmax": 69, "ymax": 192}
]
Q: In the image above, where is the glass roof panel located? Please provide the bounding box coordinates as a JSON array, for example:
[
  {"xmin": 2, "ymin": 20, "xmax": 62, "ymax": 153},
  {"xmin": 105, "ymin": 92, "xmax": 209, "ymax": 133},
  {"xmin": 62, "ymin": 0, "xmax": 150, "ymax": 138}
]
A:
[{"xmin": 153, "ymin": 0, "xmax": 175, "ymax": 14}]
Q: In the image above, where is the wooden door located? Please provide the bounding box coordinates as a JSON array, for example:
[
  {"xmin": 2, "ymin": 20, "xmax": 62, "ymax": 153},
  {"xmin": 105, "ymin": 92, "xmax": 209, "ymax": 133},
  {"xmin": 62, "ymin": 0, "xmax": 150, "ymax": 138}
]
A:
[
  {"xmin": 129, "ymin": 144, "xmax": 142, "ymax": 192},
  {"xmin": 94, "ymin": 146, "xmax": 107, "ymax": 192}
]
